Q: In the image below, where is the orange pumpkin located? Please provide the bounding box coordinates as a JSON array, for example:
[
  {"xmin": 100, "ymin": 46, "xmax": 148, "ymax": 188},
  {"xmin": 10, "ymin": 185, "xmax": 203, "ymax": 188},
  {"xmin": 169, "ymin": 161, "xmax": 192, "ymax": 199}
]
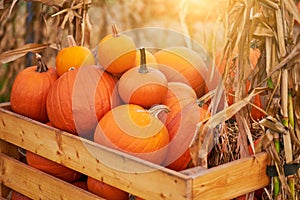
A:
[
  {"xmin": 154, "ymin": 47, "xmax": 208, "ymax": 97},
  {"xmin": 10, "ymin": 54, "xmax": 58, "ymax": 123},
  {"xmin": 160, "ymin": 82, "xmax": 210, "ymax": 170},
  {"xmin": 46, "ymin": 65, "xmax": 119, "ymax": 139},
  {"xmin": 94, "ymin": 104, "xmax": 169, "ymax": 164},
  {"xmin": 72, "ymin": 180, "xmax": 88, "ymax": 190},
  {"xmin": 55, "ymin": 35, "xmax": 95, "ymax": 76},
  {"xmin": 11, "ymin": 191, "xmax": 31, "ymax": 200},
  {"xmin": 97, "ymin": 24, "xmax": 136, "ymax": 74},
  {"xmin": 118, "ymin": 48, "xmax": 168, "ymax": 108},
  {"xmin": 26, "ymin": 150, "xmax": 82, "ymax": 182},
  {"xmin": 87, "ymin": 177, "xmax": 128, "ymax": 200}
]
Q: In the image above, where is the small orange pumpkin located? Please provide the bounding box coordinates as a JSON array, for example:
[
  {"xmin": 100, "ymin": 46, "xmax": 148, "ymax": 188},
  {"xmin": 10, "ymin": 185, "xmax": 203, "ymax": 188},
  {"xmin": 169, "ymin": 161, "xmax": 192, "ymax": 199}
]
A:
[
  {"xmin": 55, "ymin": 35, "xmax": 95, "ymax": 76},
  {"xmin": 94, "ymin": 104, "xmax": 169, "ymax": 164},
  {"xmin": 154, "ymin": 47, "xmax": 208, "ymax": 97},
  {"xmin": 87, "ymin": 177, "xmax": 128, "ymax": 200},
  {"xmin": 46, "ymin": 65, "xmax": 119, "ymax": 139},
  {"xmin": 118, "ymin": 48, "xmax": 168, "ymax": 108},
  {"xmin": 10, "ymin": 54, "xmax": 58, "ymax": 123},
  {"xmin": 97, "ymin": 24, "xmax": 136, "ymax": 74}
]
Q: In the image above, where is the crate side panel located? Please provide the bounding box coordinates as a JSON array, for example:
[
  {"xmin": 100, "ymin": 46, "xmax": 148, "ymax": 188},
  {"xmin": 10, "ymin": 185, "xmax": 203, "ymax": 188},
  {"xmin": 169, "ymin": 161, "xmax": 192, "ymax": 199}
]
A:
[
  {"xmin": 0, "ymin": 140, "xmax": 20, "ymax": 198},
  {"xmin": 192, "ymin": 153, "xmax": 270, "ymax": 200},
  {"xmin": 0, "ymin": 107, "xmax": 191, "ymax": 200},
  {"xmin": 0, "ymin": 153, "xmax": 104, "ymax": 200}
]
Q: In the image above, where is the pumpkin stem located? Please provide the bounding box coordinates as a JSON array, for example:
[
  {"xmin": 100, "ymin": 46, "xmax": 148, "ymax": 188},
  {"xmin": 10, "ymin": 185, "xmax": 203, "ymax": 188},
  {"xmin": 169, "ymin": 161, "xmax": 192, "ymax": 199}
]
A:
[
  {"xmin": 112, "ymin": 24, "xmax": 119, "ymax": 37},
  {"xmin": 35, "ymin": 53, "xmax": 48, "ymax": 73},
  {"xmin": 67, "ymin": 35, "xmax": 77, "ymax": 47},
  {"xmin": 138, "ymin": 47, "xmax": 149, "ymax": 74},
  {"xmin": 148, "ymin": 105, "xmax": 170, "ymax": 118}
]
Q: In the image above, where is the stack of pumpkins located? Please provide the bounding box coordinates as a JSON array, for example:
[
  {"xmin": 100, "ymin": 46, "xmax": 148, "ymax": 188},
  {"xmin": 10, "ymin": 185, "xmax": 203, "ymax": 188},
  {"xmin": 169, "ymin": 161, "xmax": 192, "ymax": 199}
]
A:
[{"xmin": 9, "ymin": 24, "xmax": 212, "ymax": 200}]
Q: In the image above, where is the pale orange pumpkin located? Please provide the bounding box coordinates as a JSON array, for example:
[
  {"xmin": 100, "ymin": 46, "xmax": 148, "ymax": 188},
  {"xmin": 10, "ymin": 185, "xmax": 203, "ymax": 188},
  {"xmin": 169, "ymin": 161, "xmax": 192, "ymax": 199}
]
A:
[
  {"xmin": 154, "ymin": 47, "xmax": 208, "ymax": 97},
  {"xmin": 118, "ymin": 48, "xmax": 168, "ymax": 108},
  {"xmin": 97, "ymin": 24, "xmax": 136, "ymax": 74}
]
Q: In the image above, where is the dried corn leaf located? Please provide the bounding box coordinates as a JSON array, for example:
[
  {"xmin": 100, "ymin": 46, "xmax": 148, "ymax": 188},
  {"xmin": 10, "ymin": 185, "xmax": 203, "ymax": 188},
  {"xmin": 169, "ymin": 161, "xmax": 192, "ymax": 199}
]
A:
[
  {"xmin": 275, "ymin": 9, "xmax": 286, "ymax": 57},
  {"xmin": 7, "ymin": 0, "xmax": 18, "ymax": 20},
  {"xmin": 0, "ymin": 43, "xmax": 50, "ymax": 64},
  {"xmin": 25, "ymin": 0, "xmax": 67, "ymax": 7},
  {"xmin": 209, "ymin": 87, "xmax": 266, "ymax": 128},
  {"xmin": 258, "ymin": 0, "xmax": 279, "ymax": 10},
  {"xmin": 235, "ymin": 112, "xmax": 252, "ymax": 157},
  {"xmin": 252, "ymin": 22, "xmax": 275, "ymax": 37},
  {"xmin": 259, "ymin": 116, "xmax": 289, "ymax": 134},
  {"xmin": 283, "ymin": 0, "xmax": 300, "ymax": 24},
  {"xmin": 190, "ymin": 87, "xmax": 267, "ymax": 166}
]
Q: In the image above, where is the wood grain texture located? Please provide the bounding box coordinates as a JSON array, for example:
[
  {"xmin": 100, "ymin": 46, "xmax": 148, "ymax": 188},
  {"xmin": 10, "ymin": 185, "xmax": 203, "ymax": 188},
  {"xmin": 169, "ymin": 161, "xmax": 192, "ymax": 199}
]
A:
[
  {"xmin": 192, "ymin": 153, "xmax": 270, "ymax": 200},
  {"xmin": 0, "ymin": 140, "xmax": 19, "ymax": 198},
  {"xmin": 0, "ymin": 153, "xmax": 104, "ymax": 200},
  {"xmin": 0, "ymin": 105, "xmax": 191, "ymax": 200}
]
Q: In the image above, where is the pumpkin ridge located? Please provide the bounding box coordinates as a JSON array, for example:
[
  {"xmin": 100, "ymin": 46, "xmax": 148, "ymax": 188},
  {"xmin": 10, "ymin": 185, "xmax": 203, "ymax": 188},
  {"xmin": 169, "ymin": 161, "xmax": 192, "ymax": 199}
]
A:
[
  {"xmin": 57, "ymin": 75, "xmax": 75, "ymax": 133},
  {"xmin": 99, "ymin": 72, "xmax": 116, "ymax": 108}
]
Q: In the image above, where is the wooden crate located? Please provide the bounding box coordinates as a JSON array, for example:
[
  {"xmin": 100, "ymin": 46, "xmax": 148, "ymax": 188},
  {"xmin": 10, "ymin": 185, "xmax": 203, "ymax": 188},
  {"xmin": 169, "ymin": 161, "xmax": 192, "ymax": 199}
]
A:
[{"xmin": 0, "ymin": 102, "xmax": 270, "ymax": 200}]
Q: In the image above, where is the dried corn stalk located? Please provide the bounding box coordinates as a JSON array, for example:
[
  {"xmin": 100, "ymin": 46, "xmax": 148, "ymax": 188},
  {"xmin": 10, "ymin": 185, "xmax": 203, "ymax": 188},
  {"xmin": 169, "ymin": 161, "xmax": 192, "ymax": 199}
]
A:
[{"xmin": 191, "ymin": 0, "xmax": 300, "ymax": 199}]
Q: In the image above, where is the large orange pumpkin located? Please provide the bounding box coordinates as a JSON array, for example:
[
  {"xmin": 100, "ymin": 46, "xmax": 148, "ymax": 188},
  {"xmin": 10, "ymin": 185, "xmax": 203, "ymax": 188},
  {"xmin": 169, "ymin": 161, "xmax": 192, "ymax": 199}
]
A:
[
  {"xmin": 154, "ymin": 47, "xmax": 208, "ymax": 97},
  {"xmin": 97, "ymin": 24, "xmax": 136, "ymax": 74},
  {"xmin": 26, "ymin": 150, "xmax": 82, "ymax": 182},
  {"xmin": 11, "ymin": 191, "xmax": 31, "ymax": 200},
  {"xmin": 118, "ymin": 48, "xmax": 168, "ymax": 108},
  {"xmin": 87, "ymin": 177, "xmax": 128, "ymax": 200},
  {"xmin": 10, "ymin": 54, "xmax": 58, "ymax": 123},
  {"xmin": 46, "ymin": 65, "xmax": 119, "ymax": 139},
  {"xmin": 55, "ymin": 35, "xmax": 95, "ymax": 76},
  {"xmin": 94, "ymin": 104, "xmax": 169, "ymax": 164},
  {"xmin": 160, "ymin": 82, "xmax": 210, "ymax": 171},
  {"xmin": 72, "ymin": 180, "xmax": 88, "ymax": 190}
]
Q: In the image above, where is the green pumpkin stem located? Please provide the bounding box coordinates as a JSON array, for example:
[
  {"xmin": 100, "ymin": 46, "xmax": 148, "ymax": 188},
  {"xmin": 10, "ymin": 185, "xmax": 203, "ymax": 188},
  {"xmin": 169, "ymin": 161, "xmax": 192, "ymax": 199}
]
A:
[
  {"xmin": 112, "ymin": 24, "xmax": 119, "ymax": 37},
  {"xmin": 138, "ymin": 47, "xmax": 149, "ymax": 74},
  {"xmin": 148, "ymin": 105, "xmax": 170, "ymax": 118},
  {"xmin": 35, "ymin": 53, "xmax": 48, "ymax": 73}
]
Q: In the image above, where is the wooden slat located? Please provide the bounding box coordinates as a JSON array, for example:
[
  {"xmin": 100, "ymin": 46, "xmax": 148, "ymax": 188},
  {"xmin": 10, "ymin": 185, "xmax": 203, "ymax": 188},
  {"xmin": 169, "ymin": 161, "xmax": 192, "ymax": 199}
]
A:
[
  {"xmin": 0, "ymin": 153, "xmax": 104, "ymax": 200},
  {"xmin": 0, "ymin": 105, "xmax": 192, "ymax": 200},
  {"xmin": 192, "ymin": 152, "xmax": 270, "ymax": 200},
  {"xmin": 0, "ymin": 140, "xmax": 20, "ymax": 198}
]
